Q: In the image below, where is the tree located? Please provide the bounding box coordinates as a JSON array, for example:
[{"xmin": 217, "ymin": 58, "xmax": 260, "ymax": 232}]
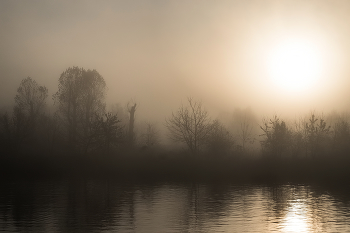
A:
[
  {"xmin": 333, "ymin": 119, "xmax": 350, "ymax": 155},
  {"xmin": 166, "ymin": 98, "xmax": 213, "ymax": 155},
  {"xmin": 260, "ymin": 116, "xmax": 290, "ymax": 158},
  {"xmin": 0, "ymin": 111, "xmax": 31, "ymax": 154},
  {"xmin": 127, "ymin": 102, "xmax": 137, "ymax": 147},
  {"xmin": 206, "ymin": 119, "xmax": 234, "ymax": 156},
  {"xmin": 14, "ymin": 77, "xmax": 48, "ymax": 121},
  {"xmin": 92, "ymin": 112, "xmax": 124, "ymax": 153},
  {"xmin": 53, "ymin": 67, "xmax": 106, "ymax": 152},
  {"xmin": 100, "ymin": 112, "xmax": 123, "ymax": 152},
  {"xmin": 0, "ymin": 77, "xmax": 48, "ymax": 154},
  {"xmin": 290, "ymin": 117, "xmax": 308, "ymax": 157},
  {"xmin": 231, "ymin": 108, "xmax": 257, "ymax": 152},
  {"xmin": 14, "ymin": 77, "xmax": 48, "ymax": 139},
  {"xmin": 238, "ymin": 117, "xmax": 255, "ymax": 152},
  {"xmin": 305, "ymin": 114, "xmax": 331, "ymax": 158},
  {"xmin": 141, "ymin": 122, "xmax": 159, "ymax": 148}
]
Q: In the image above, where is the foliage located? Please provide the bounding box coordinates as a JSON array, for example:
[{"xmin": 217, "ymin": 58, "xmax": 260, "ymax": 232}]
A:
[
  {"xmin": 0, "ymin": 77, "xmax": 48, "ymax": 154},
  {"xmin": 305, "ymin": 114, "xmax": 331, "ymax": 158},
  {"xmin": 289, "ymin": 120, "xmax": 306, "ymax": 157},
  {"xmin": 96, "ymin": 112, "xmax": 124, "ymax": 153},
  {"xmin": 53, "ymin": 67, "xmax": 106, "ymax": 152},
  {"xmin": 14, "ymin": 77, "xmax": 48, "ymax": 120},
  {"xmin": 260, "ymin": 116, "xmax": 290, "ymax": 158}
]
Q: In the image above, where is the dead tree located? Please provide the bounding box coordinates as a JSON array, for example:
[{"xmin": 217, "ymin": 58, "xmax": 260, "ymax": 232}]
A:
[{"xmin": 127, "ymin": 102, "xmax": 137, "ymax": 147}]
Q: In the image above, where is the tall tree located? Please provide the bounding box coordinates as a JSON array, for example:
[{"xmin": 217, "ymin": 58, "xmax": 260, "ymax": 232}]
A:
[
  {"xmin": 14, "ymin": 77, "xmax": 48, "ymax": 123},
  {"xmin": 166, "ymin": 98, "xmax": 213, "ymax": 155},
  {"xmin": 53, "ymin": 67, "xmax": 106, "ymax": 152},
  {"xmin": 1, "ymin": 77, "xmax": 48, "ymax": 154}
]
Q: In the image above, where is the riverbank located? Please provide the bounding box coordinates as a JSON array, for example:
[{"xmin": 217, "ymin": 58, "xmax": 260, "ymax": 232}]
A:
[{"xmin": 1, "ymin": 151, "xmax": 350, "ymax": 186}]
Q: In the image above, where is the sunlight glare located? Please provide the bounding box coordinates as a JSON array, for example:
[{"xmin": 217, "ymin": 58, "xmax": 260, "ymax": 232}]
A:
[
  {"xmin": 282, "ymin": 199, "xmax": 310, "ymax": 233},
  {"xmin": 267, "ymin": 38, "xmax": 323, "ymax": 93}
]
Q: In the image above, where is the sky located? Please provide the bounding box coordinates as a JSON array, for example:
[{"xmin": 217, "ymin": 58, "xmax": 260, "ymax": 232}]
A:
[{"xmin": 1, "ymin": 0, "xmax": 350, "ymax": 123}]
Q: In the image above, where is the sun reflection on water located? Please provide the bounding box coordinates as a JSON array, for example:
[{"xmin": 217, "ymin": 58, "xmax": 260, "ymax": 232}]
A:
[{"xmin": 282, "ymin": 199, "xmax": 310, "ymax": 233}]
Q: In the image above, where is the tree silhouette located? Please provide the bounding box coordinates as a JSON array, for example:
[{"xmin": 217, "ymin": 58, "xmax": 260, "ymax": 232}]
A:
[
  {"xmin": 238, "ymin": 118, "xmax": 255, "ymax": 152},
  {"xmin": 260, "ymin": 116, "xmax": 290, "ymax": 158},
  {"xmin": 53, "ymin": 67, "xmax": 106, "ymax": 152},
  {"xmin": 305, "ymin": 114, "xmax": 331, "ymax": 158},
  {"xmin": 206, "ymin": 119, "xmax": 233, "ymax": 156},
  {"xmin": 0, "ymin": 77, "xmax": 48, "ymax": 154},
  {"xmin": 141, "ymin": 122, "xmax": 159, "ymax": 148},
  {"xmin": 166, "ymin": 98, "xmax": 213, "ymax": 155},
  {"xmin": 97, "ymin": 112, "xmax": 123, "ymax": 153},
  {"xmin": 290, "ymin": 117, "xmax": 308, "ymax": 157},
  {"xmin": 14, "ymin": 77, "xmax": 48, "ymax": 121},
  {"xmin": 333, "ymin": 119, "xmax": 350, "ymax": 155},
  {"xmin": 0, "ymin": 111, "xmax": 30, "ymax": 154},
  {"xmin": 127, "ymin": 102, "xmax": 137, "ymax": 147}
]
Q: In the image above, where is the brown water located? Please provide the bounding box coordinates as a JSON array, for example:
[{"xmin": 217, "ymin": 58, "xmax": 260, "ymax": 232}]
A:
[{"xmin": 0, "ymin": 180, "xmax": 349, "ymax": 232}]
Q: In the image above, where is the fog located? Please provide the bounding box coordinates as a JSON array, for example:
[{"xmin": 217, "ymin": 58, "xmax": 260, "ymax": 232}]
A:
[
  {"xmin": 1, "ymin": 0, "xmax": 350, "ymax": 123},
  {"xmin": 3, "ymin": 3, "xmax": 350, "ymax": 232}
]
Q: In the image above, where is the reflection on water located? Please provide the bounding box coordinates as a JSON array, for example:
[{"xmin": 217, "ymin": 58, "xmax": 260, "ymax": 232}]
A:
[{"xmin": 0, "ymin": 180, "xmax": 350, "ymax": 232}]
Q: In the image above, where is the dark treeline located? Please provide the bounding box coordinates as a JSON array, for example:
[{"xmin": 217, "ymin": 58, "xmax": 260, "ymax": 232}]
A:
[{"xmin": 1, "ymin": 66, "xmax": 350, "ymax": 184}]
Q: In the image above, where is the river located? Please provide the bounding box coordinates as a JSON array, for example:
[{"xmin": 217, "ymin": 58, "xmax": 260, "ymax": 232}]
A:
[{"xmin": 0, "ymin": 180, "xmax": 349, "ymax": 232}]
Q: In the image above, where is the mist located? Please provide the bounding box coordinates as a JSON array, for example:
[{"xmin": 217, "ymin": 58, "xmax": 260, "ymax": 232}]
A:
[
  {"xmin": 2, "ymin": 0, "xmax": 350, "ymax": 122},
  {"xmin": 3, "ymin": 2, "xmax": 350, "ymax": 232}
]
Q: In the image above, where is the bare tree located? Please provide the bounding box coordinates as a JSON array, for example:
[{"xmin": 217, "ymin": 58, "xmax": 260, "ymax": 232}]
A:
[
  {"xmin": 231, "ymin": 108, "xmax": 257, "ymax": 152},
  {"xmin": 166, "ymin": 97, "xmax": 213, "ymax": 155},
  {"xmin": 127, "ymin": 102, "xmax": 137, "ymax": 147},
  {"xmin": 141, "ymin": 122, "xmax": 159, "ymax": 148},
  {"xmin": 239, "ymin": 117, "xmax": 255, "ymax": 151}
]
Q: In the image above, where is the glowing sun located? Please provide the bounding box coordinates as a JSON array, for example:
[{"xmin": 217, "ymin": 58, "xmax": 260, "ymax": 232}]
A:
[{"xmin": 267, "ymin": 38, "xmax": 323, "ymax": 93}]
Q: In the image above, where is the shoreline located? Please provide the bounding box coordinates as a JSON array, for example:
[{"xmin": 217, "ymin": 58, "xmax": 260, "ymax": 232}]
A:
[{"xmin": 1, "ymin": 152, "xmax": 350, "ymax": 186}]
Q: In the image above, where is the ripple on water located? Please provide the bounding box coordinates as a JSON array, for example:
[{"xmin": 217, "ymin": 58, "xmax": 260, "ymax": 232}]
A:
[{"xmin": 0, "ymin": 181, "xmax": 350, "ymax": 232}]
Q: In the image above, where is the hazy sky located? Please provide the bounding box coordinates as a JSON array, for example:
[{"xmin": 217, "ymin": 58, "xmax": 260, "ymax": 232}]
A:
[{"xmin": 1, "ymin": 0, "xmax": 350, "ymax": 121}]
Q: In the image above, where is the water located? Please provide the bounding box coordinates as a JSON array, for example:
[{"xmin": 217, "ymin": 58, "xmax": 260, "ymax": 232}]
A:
[{"xmin": 0, "ymin": 180, "xmax": 350, "ymax": 232}]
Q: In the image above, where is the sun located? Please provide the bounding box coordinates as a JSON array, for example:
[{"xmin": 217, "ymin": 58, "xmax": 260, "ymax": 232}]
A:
[{"xmin": 267, "ymin": 38, "xmax": 323, "ymax": 93}]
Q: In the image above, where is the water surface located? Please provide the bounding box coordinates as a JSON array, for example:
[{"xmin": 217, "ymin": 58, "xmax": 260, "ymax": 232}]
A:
[{"xmin": 0, "ymin": 180, "xmax": 349, "ymax": 232}]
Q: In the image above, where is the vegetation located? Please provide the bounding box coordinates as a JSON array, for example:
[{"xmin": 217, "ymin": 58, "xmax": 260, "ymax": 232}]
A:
[
  {"xmin": 53, "ymin": 67, "xmax": 107, "ymax": 153},
  {"xmin": 1, "ymin": 68, "xmax": 350, "ymax": 185},
  {"xmin": 165, "ymin": 97, "xmax": 214, "ymax": 155}
]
